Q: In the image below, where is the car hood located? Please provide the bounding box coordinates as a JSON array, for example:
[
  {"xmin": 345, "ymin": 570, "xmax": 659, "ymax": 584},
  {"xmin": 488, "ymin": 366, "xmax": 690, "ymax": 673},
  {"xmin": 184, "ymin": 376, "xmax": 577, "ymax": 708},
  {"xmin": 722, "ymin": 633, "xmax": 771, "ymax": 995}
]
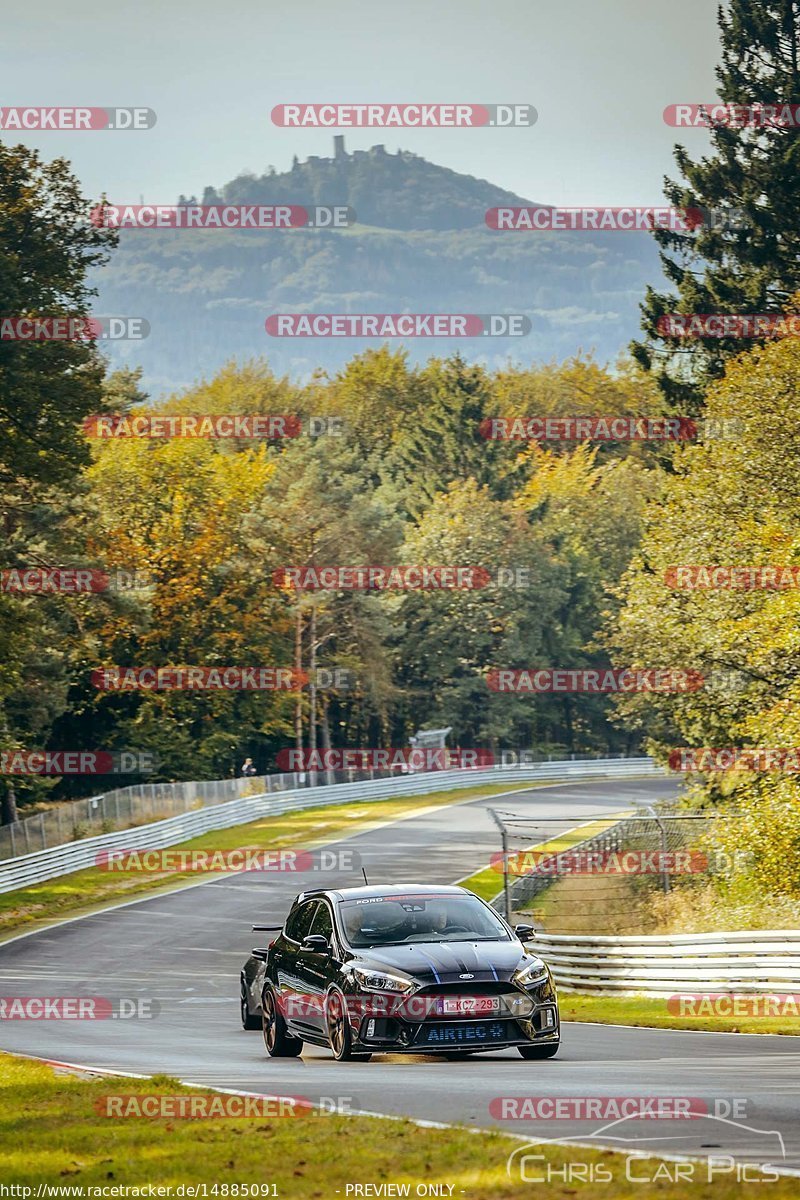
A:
[{"xmin": 351, "ymin": 939, "xmax": 531, "ymax": 985}]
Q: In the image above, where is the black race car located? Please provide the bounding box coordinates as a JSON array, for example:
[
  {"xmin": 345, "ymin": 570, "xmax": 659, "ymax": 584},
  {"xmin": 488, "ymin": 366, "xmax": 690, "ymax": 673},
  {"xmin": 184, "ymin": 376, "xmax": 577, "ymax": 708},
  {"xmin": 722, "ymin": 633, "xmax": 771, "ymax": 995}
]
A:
[{"xmin": 240, "ymin": 884, "xmax": 559, "ymax": 1060}]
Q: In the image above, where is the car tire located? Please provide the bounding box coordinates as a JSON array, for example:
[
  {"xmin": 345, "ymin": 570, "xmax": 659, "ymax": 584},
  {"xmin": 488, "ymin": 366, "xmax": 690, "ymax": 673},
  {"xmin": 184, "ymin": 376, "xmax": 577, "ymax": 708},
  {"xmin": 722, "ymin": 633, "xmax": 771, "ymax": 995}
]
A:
[
  {"xmin": 240, "ymin": 981, "xmax": 261, "ymax": 1030},
  {"xmin": 518, "ymin": 1040, "xmax": 560, "ymax": 1059},
  {"xmin": 262, "ymin": 986, "xmax": 303, "ymax": 1057},
  {"xmin": 325, "ymin": 987, "xmax": 372, "ymax": 1062}
]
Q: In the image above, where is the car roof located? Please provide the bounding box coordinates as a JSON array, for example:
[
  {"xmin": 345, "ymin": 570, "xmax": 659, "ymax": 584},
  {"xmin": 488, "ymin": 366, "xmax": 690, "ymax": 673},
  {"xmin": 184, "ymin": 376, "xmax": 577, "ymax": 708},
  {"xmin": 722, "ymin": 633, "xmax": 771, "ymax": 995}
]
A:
[{"xmin": 295, "ymin": 883, "xmax": 470, "ymax": 904}]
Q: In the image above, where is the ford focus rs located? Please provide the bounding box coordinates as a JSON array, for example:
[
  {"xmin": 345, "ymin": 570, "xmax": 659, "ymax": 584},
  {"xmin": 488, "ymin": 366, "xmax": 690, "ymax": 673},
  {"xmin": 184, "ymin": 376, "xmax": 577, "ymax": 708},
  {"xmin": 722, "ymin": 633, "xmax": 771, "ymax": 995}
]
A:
[{"xmin": 240, "ymin": 884, "xmax": 559, "ymax": 1060}]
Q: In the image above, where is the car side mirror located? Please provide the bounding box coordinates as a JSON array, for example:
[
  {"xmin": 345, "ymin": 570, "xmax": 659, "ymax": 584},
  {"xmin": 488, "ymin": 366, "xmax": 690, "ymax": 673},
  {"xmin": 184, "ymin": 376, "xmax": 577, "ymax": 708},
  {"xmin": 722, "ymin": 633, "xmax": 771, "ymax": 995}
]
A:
[
  {"xmin": 514, "ymin": 923, "xmax": 536, "ymax": 941},
  {"xmin": 301, "ymin": 934, "xmax": 330, "ymax": 954},
  {"xmin": 251, "ymin": 947, "xmax": 270, "ymax": 961}
]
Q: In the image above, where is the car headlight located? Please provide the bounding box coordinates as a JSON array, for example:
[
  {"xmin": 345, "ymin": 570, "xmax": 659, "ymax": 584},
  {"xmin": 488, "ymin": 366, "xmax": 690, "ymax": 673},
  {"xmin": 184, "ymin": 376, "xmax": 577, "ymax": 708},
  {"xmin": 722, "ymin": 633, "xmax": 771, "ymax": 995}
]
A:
[
  {"xmin": 513, "ymin": 956, "xmax": 549, "ymax": 989},
  {"xmin": 351, "ymin": 967, "xmax": 417, "ymax": 995}
]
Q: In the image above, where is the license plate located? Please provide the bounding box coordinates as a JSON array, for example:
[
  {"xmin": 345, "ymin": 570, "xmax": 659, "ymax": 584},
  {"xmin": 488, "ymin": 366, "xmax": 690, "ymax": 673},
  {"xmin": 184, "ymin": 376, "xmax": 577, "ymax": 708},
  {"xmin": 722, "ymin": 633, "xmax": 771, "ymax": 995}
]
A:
[
  {"xmin": 418, "ymin": 1021, "xmax": 510, "ymax": 1046},
  {"xmin": 437, "ymin": 996, "xmax": 500, "ymax": 1016}
]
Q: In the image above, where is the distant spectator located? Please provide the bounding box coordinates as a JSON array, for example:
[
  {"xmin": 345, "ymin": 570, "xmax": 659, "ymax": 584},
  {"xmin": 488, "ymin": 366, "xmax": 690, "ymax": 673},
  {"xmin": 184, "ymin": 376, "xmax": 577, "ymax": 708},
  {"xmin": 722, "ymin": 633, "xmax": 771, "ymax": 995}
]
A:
[{"xmin": 240, "ymin": 757, "xmax": 257, "ymax": 777}]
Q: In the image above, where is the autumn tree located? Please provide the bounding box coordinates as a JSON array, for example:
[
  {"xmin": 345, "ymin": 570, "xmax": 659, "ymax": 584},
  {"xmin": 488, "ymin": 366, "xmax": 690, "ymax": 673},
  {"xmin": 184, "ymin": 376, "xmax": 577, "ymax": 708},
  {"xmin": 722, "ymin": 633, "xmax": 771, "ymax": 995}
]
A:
[{"xmin": 609, "ymin": 329, "xmax": 800, "ymax": 894}]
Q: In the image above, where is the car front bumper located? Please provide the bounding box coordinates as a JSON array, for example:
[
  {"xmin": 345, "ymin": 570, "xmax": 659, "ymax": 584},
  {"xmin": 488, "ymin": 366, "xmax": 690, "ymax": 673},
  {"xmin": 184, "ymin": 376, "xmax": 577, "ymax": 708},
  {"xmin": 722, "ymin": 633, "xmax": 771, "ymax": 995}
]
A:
[{"xmin": 349, "ymin": 992, "xmax": 560, "ymax": 1053}]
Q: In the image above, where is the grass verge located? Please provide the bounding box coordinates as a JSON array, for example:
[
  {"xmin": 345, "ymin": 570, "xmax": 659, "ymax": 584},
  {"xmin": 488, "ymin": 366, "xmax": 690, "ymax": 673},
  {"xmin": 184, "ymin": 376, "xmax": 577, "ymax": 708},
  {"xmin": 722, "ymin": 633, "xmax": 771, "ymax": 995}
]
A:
[
  {"xmin": 0, "ymin": 782, "xmax": 546, "ymax": 940},
  {"xmin": 0, "ymin": 1051, "xmax": 793, "ymax": 1197},
  {"xmin": 560, "ymin": 992, "xmax": 800, "ymax": 1036}
]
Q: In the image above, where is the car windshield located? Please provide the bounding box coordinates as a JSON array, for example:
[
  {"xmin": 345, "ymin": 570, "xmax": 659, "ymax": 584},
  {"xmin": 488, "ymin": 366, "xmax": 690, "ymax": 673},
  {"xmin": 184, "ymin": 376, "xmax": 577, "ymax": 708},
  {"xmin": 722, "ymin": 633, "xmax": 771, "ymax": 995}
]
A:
[{"xmin": 339, "ymin": 894, "xmax": 511, "ymax": 948}]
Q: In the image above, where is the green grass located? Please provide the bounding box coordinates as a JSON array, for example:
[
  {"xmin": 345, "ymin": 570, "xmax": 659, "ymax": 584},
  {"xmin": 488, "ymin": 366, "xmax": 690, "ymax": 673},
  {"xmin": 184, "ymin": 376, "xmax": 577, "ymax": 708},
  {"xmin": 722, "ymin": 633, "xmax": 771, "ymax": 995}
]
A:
[
  {"xmin": 561, "ymin": 992, "xmax": 800, "ymax": 1036},
  {"xmin": 1, "ymin": 1052, "xmax": 794, "ymax": 1197},
  {"xmin": 0, "ymin": 782, "xmax": 547, "ymax": 940}
]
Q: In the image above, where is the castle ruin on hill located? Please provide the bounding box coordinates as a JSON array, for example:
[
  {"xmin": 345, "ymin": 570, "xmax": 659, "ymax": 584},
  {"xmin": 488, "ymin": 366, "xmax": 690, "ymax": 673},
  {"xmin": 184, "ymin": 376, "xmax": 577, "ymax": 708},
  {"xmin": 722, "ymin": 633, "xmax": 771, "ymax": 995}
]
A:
[{"xmin": 298, "ymin": 136, "xmax": 415, "ymax": 168}]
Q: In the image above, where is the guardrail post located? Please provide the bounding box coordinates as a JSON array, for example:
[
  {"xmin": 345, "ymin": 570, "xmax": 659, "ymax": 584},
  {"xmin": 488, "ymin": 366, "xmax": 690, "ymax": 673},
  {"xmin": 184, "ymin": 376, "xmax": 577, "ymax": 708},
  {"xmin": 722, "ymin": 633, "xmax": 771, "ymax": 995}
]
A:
[
  {"xmin": 487, "ymin": 808, "xmax": 512, "ymax": 922},
  {"xmin": 640, "ymin": 803, "xmax": 671, "ymax": 894}
]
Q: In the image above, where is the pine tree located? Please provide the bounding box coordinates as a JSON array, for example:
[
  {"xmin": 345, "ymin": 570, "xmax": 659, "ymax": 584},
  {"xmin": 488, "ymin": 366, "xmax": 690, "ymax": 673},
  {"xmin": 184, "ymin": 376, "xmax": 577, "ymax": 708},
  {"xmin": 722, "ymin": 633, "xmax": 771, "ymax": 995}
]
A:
[
  {"xmin": 387, "ymin": 355, "xmax": 506, "ymax": 518},
  {"xmin": 0, "ymin": 142, "xmax": 117, "ymax": 483},
  {"xmin": 633, "ymin": 0, "xmax": 800, "ymax": 411}
]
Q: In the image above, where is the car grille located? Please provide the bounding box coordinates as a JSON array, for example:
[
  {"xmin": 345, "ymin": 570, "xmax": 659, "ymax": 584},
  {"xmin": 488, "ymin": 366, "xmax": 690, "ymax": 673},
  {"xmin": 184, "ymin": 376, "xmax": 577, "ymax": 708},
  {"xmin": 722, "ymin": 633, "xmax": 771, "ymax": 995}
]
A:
[{"xmin": 414, "ymin": 981, "xmax": 511, "ymax": 995}]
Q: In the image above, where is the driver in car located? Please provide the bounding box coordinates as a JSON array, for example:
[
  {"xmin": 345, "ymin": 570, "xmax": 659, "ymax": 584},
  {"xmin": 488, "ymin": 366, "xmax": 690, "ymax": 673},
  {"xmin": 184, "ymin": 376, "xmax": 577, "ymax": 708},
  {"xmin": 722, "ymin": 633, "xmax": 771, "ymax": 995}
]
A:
[
  {"xmin": 409, "ymin": 902, "xmax": 449, "ymax": 937},
  {"xmin": 357, "ymin": 902, "xmax": 409, "ymax": 943}
]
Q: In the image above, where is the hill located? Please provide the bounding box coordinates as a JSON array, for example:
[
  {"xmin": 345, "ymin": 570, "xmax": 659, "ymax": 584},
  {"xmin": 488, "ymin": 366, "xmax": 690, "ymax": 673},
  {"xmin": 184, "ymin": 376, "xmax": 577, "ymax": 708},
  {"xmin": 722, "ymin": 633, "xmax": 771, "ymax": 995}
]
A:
[
  {"xmin": 93, "ymin": 138, "xmax": 662, "ymax": 394},
  {"xmin": 199, "ymin": 136, "xmax": 537, "ymax": 231}
]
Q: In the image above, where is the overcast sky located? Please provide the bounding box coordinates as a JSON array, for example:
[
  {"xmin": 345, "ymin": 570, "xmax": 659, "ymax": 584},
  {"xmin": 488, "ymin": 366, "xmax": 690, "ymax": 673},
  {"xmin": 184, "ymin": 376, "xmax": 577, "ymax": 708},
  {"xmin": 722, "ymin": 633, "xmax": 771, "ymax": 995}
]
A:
[{"xmin": 3, "ymin": 0, "xmax": 722, "ymax": 206}]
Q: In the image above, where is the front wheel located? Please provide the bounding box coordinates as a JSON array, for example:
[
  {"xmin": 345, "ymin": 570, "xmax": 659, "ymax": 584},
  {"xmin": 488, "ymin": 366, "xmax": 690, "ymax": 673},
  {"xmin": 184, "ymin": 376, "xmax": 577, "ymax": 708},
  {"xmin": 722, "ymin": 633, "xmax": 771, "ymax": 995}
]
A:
[
  {"xmin": 262, "ymin": 987, "xmax": 303, "ymax": 1057},
  {"xmin": 325, "ymin": 988, "xmax": 372, "ymax": 1062},
  {"xmin": 519, "ymin": 1040, "xmax": 560, "ymax": 1060}
]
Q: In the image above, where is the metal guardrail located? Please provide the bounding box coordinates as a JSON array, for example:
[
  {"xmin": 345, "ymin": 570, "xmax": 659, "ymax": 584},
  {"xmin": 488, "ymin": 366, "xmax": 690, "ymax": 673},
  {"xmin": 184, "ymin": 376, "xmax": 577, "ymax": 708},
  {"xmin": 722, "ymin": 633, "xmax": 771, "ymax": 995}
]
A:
[
  {"xmin": 0, "ymin": 756, "xmax": 659, "ymax": 894},
  {"xmin": 0, "ymin": 771, "xmax": 319, "ymax": 860},
  {"xmin": 0, "ymin": 752, "xmax": 656, "ymax": 860},
  {"xmin": 534, "ymin": 930, "xmax": 800, "ymax": 996}
]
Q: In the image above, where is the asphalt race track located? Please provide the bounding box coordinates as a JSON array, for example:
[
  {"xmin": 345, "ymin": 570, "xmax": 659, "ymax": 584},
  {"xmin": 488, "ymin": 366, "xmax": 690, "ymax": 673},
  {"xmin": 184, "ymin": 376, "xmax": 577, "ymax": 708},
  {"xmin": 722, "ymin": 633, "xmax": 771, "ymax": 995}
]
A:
[{"xmin": 1, "ymin": 777, "xmax": 799, "ymax": 1176}]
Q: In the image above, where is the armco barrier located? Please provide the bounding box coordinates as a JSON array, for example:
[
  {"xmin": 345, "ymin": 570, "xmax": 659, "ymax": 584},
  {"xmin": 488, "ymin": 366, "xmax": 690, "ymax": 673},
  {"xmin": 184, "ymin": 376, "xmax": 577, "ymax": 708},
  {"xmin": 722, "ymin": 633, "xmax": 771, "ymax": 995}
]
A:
[
  {"xmin": 0, "ymin": 772, "xmax": 306, "ymax": 860},
  {"xmin": 0, "ymin": 757, "xmax": 659, "ymax": 894},
  {"xmin": 534, "ymin": 930, "xmax": 800, "ymax": 996}
]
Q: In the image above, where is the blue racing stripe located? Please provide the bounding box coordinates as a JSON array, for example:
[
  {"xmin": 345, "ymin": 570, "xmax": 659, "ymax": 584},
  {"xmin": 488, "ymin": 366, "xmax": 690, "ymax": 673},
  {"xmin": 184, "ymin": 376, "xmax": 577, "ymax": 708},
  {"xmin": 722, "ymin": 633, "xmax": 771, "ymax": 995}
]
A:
[{"xmin": 416, "ymin": 947, "xmax": 443, "ymax": 983}]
